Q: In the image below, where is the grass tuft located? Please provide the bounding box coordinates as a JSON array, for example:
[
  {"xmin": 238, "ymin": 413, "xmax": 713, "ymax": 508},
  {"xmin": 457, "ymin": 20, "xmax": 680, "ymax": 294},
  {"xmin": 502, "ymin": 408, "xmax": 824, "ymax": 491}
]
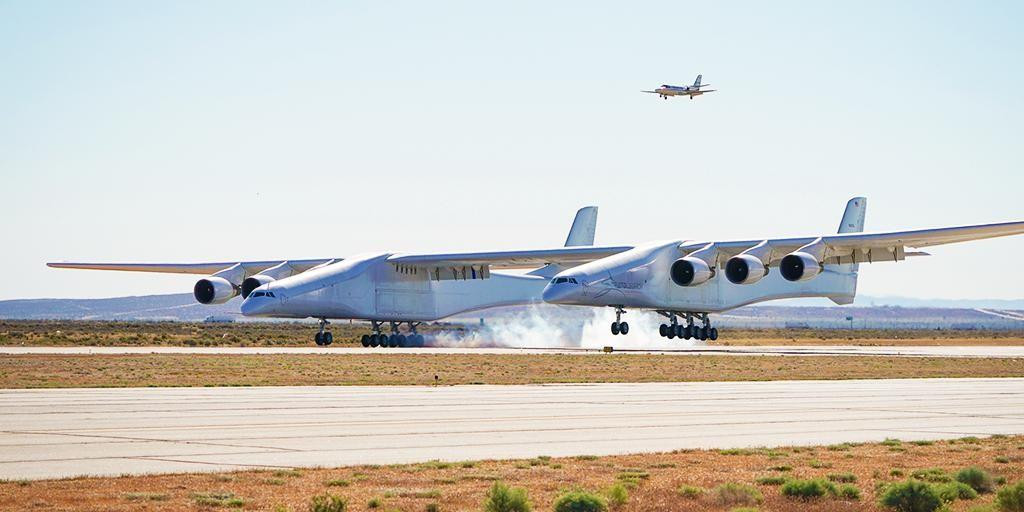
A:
[
  {"xmin": 712, "ymin": 482, "xmax": 763, "ymax": 506},
  {"xmin": 552, "ymin": 489, "xmax": 607, "ymax": 512},
  {"xmin": 309, "ymin": 493, "xmax": 347, "ymax": 512},
  {"xmin": 482, "ymin": 481, "xmax": 531, "ymax": 512}
]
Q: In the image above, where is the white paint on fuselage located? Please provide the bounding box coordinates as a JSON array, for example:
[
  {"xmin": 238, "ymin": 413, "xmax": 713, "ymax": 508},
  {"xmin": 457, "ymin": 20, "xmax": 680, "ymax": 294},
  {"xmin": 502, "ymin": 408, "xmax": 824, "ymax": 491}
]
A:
[
  {"xmin": 240, "ymin": 252, "xmax": 547, "ymax": 321},
  {"xmin": 543, "ymin": 241, "xmax": 856, "ymax": 313}
]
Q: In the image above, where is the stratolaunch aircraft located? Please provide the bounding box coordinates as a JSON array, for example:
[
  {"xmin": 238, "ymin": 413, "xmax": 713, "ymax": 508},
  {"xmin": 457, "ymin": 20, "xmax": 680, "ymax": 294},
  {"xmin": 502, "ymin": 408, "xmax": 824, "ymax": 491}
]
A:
[
  {"xmin": 542, "ymin": 198, "xmax": 1024, "ymax": 341},
  {"xmin": 48, "ymin": 207, "xmax": 633, "ymax": 347},
  {"xmin": 642, "ymin": 74, "xmax": 715, "ymax": 100}
]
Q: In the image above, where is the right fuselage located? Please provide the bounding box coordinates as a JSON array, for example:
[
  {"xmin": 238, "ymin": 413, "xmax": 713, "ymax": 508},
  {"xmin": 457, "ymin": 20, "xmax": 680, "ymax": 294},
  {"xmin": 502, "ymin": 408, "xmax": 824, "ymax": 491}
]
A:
[{"xmin": 541, "ymin": 241, "xmax": 857, "ymax": 313}]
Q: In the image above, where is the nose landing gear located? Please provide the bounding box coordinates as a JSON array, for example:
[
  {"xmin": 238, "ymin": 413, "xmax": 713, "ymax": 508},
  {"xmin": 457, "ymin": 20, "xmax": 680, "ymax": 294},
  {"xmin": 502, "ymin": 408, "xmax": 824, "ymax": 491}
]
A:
[
  {"xmin": 314, "ymin": 318, "xmax": 333, "ymax": 346},
  {"xmin": 610, "ymin": 306, "xmax": 629, "ymax": 335}
]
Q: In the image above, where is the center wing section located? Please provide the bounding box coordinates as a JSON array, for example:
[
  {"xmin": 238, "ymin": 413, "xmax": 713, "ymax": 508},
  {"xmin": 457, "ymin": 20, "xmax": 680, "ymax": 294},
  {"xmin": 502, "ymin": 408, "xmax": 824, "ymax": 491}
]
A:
[{"xmin": 386, "ymin": 245, "xmax": 633, "ymax": 279}]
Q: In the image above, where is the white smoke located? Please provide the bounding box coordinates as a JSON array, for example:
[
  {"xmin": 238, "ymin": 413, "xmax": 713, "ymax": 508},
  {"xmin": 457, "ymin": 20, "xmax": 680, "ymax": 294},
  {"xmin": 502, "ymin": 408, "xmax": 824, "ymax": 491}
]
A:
[{"xmin": 427, "ymin": 306, "xmax": 707, "ymax": 350}]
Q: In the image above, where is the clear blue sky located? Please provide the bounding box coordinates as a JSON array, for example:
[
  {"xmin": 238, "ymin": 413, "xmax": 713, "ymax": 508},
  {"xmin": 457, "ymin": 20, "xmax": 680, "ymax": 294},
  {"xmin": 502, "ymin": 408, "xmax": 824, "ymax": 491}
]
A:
[{"xmin": 2, "ymin": 1, "xmax": 1022, "ymax": 300}]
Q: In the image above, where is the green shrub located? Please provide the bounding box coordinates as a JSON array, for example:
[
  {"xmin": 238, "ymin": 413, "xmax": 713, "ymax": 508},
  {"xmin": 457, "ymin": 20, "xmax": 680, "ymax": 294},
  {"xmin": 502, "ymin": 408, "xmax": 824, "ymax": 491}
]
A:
[
  {"xmin": 956, "ymin": 467, "xmax": 995, "ymax": 493},
  {"xmin": 713, "ymin": 483, "xmax": 763, "ymax": 506},
  {"xmin": 603, "ymin": 484, "xmax": 628, "ymax": 509},
  {"xmin": 309, "ymin": 494, "xmax": 347, "ymax": 512},
  {"xmin": 780, "ymin": 479, "xmax": 836, "ymax": 500},
  {"xmin": 882, "ymin": 438, "xmax": 903, "ymax": 447},
  {"xmin": 755, "ymin": 476, "xmax": 788, "ymax": 485},
  {"xmin": 809, "ymin": 459, "xmax": 832, "ymax": 468},
  {"xmin": 425, "ymin": 504, "xmax": 439, "ymax": 512},
  {"xmin": 768, "ymin": 464, "xmax": 792, "ymax": 472},
  {"xmin": 879, "ymin": 480, "xmax": 943, "ymax": 512},
  {"xmin": 828, "ymin": 472, "xmax": 858, "ymax": 483},
  {"xmin": 933, "ymin": 482, "xmax": 978, "ymax": 502},
  {"xmin": 192, "ymin": 491, "xmax": 245, "ymax": 507},
  {"xmin": 911, "ymin": 440, "xmax": 935, "ymax": 446},
  {"xmin": 677, "ymin": 485, "xmax": 703, "ymax": 499},
  {"xmin": 367, "ymin": 497, "xmax": 383, "ymax": 509},
  {"xmin": 552, "ymin": 490, "xmax": 607, "ymax": 512},
  {"xmin": 122, "ymin": 492, "xmax": 169, "ymax": 501},
  {"xmin": 325, "ymin": 479, "xmax": 350, "ymax": 487},
  {"xmin": 483, "ymin": 482, "xmax": 531, "ymax": 512},
  {"xmin": 911, "ymin": 468, "xmax": 952, "ymax": 483},
  {"xmin": 995, "ymin": 456, "xmax": 1011, "ymax": 464},
  {"xmin": 996, "ymin": 481, "xmax": 1024, "ymax": 512},
  {"xmin": 891, "ymin": 469, "xmax": 905, "ymax": 477},
  {"xmin": 838, "ymin": 484, "xmax": 861, "ymax": 500}
]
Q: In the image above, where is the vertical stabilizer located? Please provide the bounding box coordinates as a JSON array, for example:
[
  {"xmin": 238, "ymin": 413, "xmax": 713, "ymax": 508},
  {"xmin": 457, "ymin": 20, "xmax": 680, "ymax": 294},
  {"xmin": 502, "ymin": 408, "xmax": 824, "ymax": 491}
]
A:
[
  {"xmin": 693, "ymin": 74, "xmax": 702, "ymax": 87},
  {"xmin": 564, "ymin": 206, "xmax": 598, "ymax": 247},
  {"xmin": 838, "ymin": 197, "xmax": 867, "ymax": 233}
]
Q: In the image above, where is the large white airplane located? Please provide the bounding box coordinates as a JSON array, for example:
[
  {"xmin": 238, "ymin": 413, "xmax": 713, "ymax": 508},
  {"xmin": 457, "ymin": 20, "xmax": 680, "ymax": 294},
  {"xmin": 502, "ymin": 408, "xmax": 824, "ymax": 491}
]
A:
[
  {"xmin": 542, "ymin": 198, "xmax": 1024, "ymax": 341},
  {"xmin": 48, "ymin": 207, "xmax": 633, "ymax": 347},
  {"xmin": 642, "ymin": 74, "xmax": 715, "ymax": 100}
]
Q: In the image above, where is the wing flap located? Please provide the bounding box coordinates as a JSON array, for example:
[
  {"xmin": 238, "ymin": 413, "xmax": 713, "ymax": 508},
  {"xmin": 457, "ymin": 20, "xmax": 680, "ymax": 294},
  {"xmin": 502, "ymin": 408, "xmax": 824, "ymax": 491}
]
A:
[{"xmin": 386, "ymin": 245, "xmax": 633, "ymax": 269}]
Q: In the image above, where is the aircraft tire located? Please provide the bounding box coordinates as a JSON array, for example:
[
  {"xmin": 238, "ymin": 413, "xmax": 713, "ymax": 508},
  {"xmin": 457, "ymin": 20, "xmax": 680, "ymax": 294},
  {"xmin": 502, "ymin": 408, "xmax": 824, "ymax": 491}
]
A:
[
  {"xmin": 659, "ymin": 324, "xmax": 668, "ymax": 337},
  {"xmin": 415, "ymin": 334, "xmax": 425, "ymax": 347},
  {"xmin": 619, "ymin": 322, "xmax": 629, "ymax": 335},
  {"xmin": 314, "ymin": 332, "xmax": 323, "ymax": 345},
  {"xmin": 361, "ymin": 334, "xmax": 370, "ymax": 347},
  {"xmin": 369, "ymin": 334, "xmax": 380, "ymax": 347},
  {"xmin": 388, "ymin": 334, "xmax": 399, "ymax": 348},
  {"xmin": 709, "ymin": 328, "xmax": 719, "ymax": 341},
  {"xmin": 610, "ymin": 322, "xmax": 619, "ymax": 335},
  {"xmin": 323, "ymin": 332, "xmax": 333, "ymax": 345},
  {"xmin": 397, "ymin": 334, "xmax": 407, "ymax": 347},
  {"xmin": 681, "ymin": 325, "xmax": 691, "ymax": 340}
]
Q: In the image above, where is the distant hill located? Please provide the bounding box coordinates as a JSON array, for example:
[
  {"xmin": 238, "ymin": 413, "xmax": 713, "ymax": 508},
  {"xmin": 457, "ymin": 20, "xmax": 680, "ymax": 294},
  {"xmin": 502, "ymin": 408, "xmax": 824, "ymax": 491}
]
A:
[{"xmin": 1, "ymin": 293, "xmax": 1022, "ymax": 329}]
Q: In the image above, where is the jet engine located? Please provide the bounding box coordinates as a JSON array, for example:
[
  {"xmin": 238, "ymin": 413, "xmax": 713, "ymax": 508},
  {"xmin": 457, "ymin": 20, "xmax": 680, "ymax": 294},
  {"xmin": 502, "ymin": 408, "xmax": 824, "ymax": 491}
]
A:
[
  {"xmin": 241, "ymin": 275, "xmax": 274, "ymax": 298},
  {"xmin": 724, "ymin": 254, "xmax": 768, "ymax": 285},
  {"xmin": 670, "ymin": 257, "xmax": 714, "ymax": 286},
  {"xmin": 194, "ymin": 276, "xmax": 238, "ymax": 304},
  {"xmin": 780, "ymin": 252, "xmax": 822, "ymax": 282}
]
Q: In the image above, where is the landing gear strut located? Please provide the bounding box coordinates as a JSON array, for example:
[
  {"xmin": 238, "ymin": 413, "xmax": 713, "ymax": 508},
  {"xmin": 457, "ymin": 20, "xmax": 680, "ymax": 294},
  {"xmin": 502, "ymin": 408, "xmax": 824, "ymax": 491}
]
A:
[
  {"xmin": 314, "ymin": 318, "xmax": 333, "ymax": 346},
  {"xmin": 658, "ymin": 311, "xmax": 718, "ymax": 341},
  {"xmin": 610, "ymin": 306, "xmax": 629, "ymax": 335}
]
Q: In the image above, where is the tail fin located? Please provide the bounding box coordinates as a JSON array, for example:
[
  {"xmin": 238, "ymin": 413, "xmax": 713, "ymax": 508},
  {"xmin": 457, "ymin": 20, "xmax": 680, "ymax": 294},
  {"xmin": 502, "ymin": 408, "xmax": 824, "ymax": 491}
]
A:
[
  {"xmin": 564, "ymin": 206, "xmax": 598, "ymax": 247},
  {"xmin": 693, "ymin": 74, "xmax": 702, "ymax": 87},
  {"xmin": 829, "ymin": 196, "xmax": 866, "ymax": 304},
  {"xmin": 838, "ymin": 197, "xmax": 866, "ymax": 233}
]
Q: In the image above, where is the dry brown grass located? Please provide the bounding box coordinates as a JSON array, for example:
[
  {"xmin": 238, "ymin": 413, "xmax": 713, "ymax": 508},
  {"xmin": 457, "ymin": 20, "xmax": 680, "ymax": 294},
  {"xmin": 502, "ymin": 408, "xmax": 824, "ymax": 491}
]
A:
[
  {"xmin": 3, "ymin": 320, "xmax": 1023, "ymax": 348},
  {"xmin": 2, "ymin": 435, "xmax": 1021, "ymax": 511},
  {"xmin": 1, "ymin": 353, "xmax": 1022, "ymax": 388}
]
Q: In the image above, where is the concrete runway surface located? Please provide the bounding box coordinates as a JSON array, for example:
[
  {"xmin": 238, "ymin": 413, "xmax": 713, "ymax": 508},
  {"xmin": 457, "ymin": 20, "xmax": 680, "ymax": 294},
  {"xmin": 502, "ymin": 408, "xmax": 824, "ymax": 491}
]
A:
[
  {"xmin": 2, "ymin": 378, "xmax": 1023, "ymax": 479},
  {"xmin": 3, "ymin": 345, "xmax": 1024, "ymax": 357}
]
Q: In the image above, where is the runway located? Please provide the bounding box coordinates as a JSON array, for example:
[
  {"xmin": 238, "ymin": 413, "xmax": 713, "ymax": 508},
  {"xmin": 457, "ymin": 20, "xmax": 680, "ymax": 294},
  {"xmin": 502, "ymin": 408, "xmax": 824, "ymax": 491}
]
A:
[
  {"xmin": 2, "ymin": 378, "xmax": 1023, "ymax": 479},
  {"xmin": 2, "ymin": 345, "xmax": 1024, "ymax": 357}
]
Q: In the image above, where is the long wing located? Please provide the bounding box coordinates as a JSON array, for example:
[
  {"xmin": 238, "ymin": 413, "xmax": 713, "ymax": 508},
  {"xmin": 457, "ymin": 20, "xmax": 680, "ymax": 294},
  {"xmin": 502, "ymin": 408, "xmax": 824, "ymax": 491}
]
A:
[
  {"xmin": 641, "ymin": 90, "xmax": 660, "ymax": 94},
  {"xmin": 47, "ymin": 258, "xmax": 337, "ymax": 276},
  {"xmin": 681, "ymin": 220, "xmax": 1024, "ymax": 265},
  {"xmin": 387, "ymin": 245, "xmax": 633, "ymax": 270}
]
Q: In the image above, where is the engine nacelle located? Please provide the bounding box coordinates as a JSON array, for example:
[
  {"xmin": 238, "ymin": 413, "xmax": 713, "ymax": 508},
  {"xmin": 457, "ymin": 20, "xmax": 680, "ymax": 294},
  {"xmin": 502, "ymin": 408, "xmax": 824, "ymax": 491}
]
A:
[
  {"xmin": 241, "ymin": 275, "xmax": 275, "ymax": 298},
  {"xmin": 670, "ymin": 257, "xmax": 714, "ymax": 286},
  {"xmin": 725, "ymin": 254, "xmax": 768, "ymax": 285},
  {"xmin": 780, "ymin": 252, "xmax": 822, "ymax": 282},
  {"xmin": 194, "ymin": 276, "xmax": 238, "ymax": 304}
]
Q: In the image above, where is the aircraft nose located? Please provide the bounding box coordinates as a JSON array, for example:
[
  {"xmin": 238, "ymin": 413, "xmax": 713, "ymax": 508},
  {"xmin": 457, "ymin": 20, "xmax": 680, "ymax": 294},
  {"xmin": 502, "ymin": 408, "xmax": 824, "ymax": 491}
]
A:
[
  {"xmin": 542, "ymin": 281, "xmax": 579, "ymax": 305},
  {"xmin": 240, "ymin": 295, "xmax": 275, "ymax": 317}
]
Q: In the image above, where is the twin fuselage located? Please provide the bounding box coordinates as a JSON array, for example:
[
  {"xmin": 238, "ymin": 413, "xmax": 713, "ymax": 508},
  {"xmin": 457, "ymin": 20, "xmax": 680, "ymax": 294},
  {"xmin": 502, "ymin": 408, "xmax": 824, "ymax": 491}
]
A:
[{"xmin": 241, "ymin": 241, "xmax": 856, "ymax": 321}]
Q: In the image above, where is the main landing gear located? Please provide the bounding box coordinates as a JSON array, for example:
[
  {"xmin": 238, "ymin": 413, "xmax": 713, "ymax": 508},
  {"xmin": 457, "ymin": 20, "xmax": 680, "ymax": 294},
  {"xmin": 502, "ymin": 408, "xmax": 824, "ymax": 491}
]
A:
[
  {"xmin": 314, "ymin": 318, "xmax": 333, "ymax": 346},
  {"xmin": 610, "ymin": 306, "xmax": 629, "ymax": 335},
  {"xmin": 657, "ymin": 311, "xmax": 718, "ymax": 341},
  {"xmin": 359, "ymin": 321, "xmax": 425, "ymax": 348}
]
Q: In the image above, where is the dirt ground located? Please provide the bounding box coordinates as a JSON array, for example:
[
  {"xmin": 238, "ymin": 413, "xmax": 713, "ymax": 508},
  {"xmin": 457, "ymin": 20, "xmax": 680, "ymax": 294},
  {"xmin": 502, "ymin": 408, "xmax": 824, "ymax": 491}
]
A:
[
  {"xmin": 1, "ymin": 352, "xmax": 1023, "ymax": 388},
  {"xmin": 2, "ymin": 320, "xmax": 1023, "ymax": 348},
  {"xmin": 2, "ymin": 435, "xmax": 1020, "ymax": 511}
]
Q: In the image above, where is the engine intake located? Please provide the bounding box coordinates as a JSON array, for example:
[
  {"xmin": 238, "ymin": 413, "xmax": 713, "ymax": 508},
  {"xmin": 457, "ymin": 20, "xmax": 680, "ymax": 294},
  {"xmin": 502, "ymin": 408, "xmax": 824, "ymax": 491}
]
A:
[
  {"xmin": 780, "ymin": 252, "xmax": 822, "ymax": 282},
  {"xmin": 725, "ymin": 254, "xmax": 767, "ymax": 285},
  {"xmin": 670, "ymin": 257, "xmax": 713, "ymax": 286},
  {"xmin": 241, "ymin": 275, "xmax": 275, "ymax": 298},
  {"xmin": 194, "ymin": 277, "xmax": 238, "ymax": 304}
]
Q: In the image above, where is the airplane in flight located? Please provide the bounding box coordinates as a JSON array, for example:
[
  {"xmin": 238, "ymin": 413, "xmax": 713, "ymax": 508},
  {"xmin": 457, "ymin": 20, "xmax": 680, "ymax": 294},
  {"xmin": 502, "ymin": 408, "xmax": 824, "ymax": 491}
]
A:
[
  {"xmin": 643, "ymin": 74, "xmax": 715, "ymax": 100},
  {"xmin": 49, "ymin": 207, "xmax": 633, "ymax": 347},
  {"xmin": 541, "ymin": 197, "xmax": 1024, "ymax": 341}
]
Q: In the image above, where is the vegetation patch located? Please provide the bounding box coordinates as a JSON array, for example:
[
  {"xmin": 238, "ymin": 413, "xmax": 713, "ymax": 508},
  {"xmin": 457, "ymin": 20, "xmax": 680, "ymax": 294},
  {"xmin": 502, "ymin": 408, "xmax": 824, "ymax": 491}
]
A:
[
  {"xmin": 712, "ymin": 482, "xmax": 763, "ymax": 506},
  {"xmin": 780, "ymin": 478, "xmax": 837, "ymax": 500},
  {"xmin": 552, "ymin": 489, "xmax": 607, "ymax": 512},
  {"xmin": 482, "ymin": 482, "xmax": 531, "ymax": 512}
]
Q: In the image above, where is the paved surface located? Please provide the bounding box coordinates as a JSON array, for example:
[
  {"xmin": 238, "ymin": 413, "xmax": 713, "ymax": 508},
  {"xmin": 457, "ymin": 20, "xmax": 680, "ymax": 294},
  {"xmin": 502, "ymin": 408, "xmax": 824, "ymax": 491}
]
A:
[
  {"xmin": 2, "ymin": 378, "xmax": 1023, "ymax": 479},
  {"xmin": 3, "ymin": 345, "xmax": 1024, "ymax": 357}
]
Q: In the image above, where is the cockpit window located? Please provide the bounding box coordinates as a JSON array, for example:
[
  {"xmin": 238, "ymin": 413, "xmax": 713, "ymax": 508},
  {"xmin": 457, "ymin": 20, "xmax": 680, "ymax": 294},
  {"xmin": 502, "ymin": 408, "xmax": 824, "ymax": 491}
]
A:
[
  {"xmin": 551, "ymin": 277, "xmax": 578, "ymax": 285},
  {"xmin": 267, "ymin": 292, "xmax": 275, "ymax": 298},
  {"xmin": 253, "ymin": 291, "xmax": 265, "ymax": 297}
]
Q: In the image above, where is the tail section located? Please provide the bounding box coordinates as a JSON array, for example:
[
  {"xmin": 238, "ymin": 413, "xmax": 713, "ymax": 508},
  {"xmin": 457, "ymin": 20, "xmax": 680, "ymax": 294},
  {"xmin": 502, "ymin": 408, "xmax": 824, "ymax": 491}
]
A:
[
  {"xmin": 829, "ymin": 197, "xmax": 866, "ymax": 304},
  {"xmin": 693, "ymin": 74, "xmax": 702, "ymax": 87},
  {"xmin": 564, "ymin": 206, "xmax": 598, "ymax": 247}
]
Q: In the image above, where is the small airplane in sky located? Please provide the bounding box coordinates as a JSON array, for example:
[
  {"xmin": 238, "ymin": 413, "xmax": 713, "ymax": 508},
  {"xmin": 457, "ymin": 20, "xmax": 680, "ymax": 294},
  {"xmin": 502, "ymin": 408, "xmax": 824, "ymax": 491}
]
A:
[{"xmin": 643, "ymin": 74, "xmax": 715, "ymax": 100}]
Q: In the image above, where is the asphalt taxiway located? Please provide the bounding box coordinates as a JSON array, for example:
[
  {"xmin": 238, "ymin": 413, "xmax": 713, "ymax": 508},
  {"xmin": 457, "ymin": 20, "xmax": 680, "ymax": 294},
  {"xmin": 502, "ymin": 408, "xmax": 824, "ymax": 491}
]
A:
[{"xmin": 2, "ymin": 378, "xmax": 1022, "ymax": 479}]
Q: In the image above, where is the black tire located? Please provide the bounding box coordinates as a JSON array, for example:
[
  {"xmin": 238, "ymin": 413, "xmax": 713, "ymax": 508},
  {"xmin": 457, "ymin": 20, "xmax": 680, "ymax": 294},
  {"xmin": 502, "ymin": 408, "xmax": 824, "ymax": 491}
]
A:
[
  {"xmin": 314, "ymin": 332, "xmax": 323, "ymax": 345},
  {"xmin": 323, "ymin": 332, "xmax": 333, "ymax": 345},
  {"xmin": 674, "ymin": 324, "xmax": 683, "ymax": 338},
  {"xmin": 369, "ymin": 334, "xmax": 380, "ymax": 347},
  {"xmin": 397, "ymin": 334, "xmax": 407, "ymax": 347},
  {"xmin": 666, "ymin": 326, "xmax": 676, "ymax": 339},
  {"xmin": 682, "ymin": 325, "xmax": 691, "ymax": 340},
  {"xmin": 611, "ymin": 322, "xmax": 620, "ymax": 335},
  {"xmin": 619, "ymin": 322, "xmax": 629, "ymax": 335},
  {"xmin": 361, "ymin": 334, "xmax": 370, "ymax": 347},
  {"xmin": 659, "ymin": 324, "xmax": 668, "ymax": 337},
  {"xmin": 388, "ymin": 334, "xmax": 399, "ymax": 347},
  {"xmin": 699, "ymin": 327, "xmax": 708, "ymax": 341},
  {"xmin": 709, "ymin": 328, "xmax": 719, "ymax": 341}
]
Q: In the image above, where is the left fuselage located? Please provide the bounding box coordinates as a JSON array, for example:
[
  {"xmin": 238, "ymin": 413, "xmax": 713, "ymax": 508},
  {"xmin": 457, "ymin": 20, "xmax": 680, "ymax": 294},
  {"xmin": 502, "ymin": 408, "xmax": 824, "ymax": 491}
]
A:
[
  {"xmin": 240, "ymin": 252, "xmax": 548, "ymax": 321},
  {"xmin": 541, "ymin": 241, "xmax": 857, "ymax": 313}
]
